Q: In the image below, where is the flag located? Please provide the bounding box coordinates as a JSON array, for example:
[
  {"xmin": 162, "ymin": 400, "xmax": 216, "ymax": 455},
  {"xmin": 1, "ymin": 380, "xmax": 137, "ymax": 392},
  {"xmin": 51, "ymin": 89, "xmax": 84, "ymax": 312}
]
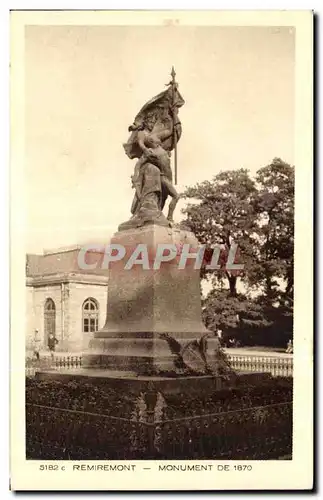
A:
[{"xmin": 123, "ymin": 86, "xmax": 185, "ymax": 159}]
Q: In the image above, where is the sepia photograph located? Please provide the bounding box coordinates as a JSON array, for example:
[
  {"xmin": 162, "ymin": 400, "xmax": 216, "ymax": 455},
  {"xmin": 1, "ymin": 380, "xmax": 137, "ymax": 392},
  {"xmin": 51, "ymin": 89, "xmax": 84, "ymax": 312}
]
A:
[{"xmin": 10, "ymin": 10, "xmax": 313, "ymax": 491}]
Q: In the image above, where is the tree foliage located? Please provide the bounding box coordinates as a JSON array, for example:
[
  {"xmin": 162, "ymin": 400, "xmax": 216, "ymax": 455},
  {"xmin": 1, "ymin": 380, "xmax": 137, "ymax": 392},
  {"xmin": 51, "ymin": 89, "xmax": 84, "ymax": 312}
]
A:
[
  {"xmin": 252, "ymin": 158, "xmax": 294, "ymax": 304},
  {"xmin": 181, "ymin": 158, "xmax": 294, "ymax": 346},
  {"xmin": 181, "ymin": 168, "xmax": 258, "ymax": 295}
]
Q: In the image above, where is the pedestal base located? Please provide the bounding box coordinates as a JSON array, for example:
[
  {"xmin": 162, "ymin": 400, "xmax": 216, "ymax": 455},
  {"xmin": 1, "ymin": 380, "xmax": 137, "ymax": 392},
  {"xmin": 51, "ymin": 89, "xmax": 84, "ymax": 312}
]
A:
[{"xmin": 82, "ymin": 225, "xmax": 215, "ymax": 375}]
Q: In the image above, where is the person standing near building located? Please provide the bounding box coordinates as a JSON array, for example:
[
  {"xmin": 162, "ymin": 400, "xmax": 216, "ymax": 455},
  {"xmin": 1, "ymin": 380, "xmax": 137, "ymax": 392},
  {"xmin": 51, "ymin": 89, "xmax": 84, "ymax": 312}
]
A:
[
  {"xmin": 48, "ymin": 332, "xmax": 59, "ymax": 361},
  {"xmin": 33, "ymin": 329, "xmax": 41, "ymax": 361},
  {"xmin": 216, "ymin": 329, "xmax": 223, "ymax": 346},
  {"xmin": 286, "ymin": 339, "xmax": 293, "ymax": 354}
]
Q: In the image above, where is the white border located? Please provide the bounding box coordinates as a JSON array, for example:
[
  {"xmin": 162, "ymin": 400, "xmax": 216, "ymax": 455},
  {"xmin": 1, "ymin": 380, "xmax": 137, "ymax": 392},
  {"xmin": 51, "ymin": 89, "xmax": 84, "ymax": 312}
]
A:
[{"xmin": 4, "ymin": 4, "xmax": 317, "ymax": 496}]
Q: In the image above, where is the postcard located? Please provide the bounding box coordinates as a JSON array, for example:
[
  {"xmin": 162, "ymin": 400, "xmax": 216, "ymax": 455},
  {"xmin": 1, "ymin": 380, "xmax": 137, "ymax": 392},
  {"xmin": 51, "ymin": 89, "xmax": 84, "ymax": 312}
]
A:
[{"xmin": 10, "ymin": 9, "xmax": 313, "ymax": 491}]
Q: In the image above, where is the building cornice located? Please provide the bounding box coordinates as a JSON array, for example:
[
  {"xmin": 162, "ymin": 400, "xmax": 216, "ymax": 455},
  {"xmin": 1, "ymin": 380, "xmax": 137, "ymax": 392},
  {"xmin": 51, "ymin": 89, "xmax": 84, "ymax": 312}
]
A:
[{"xmin": 26, "ymin": 272, "xmax": 109, "ymax": 287}]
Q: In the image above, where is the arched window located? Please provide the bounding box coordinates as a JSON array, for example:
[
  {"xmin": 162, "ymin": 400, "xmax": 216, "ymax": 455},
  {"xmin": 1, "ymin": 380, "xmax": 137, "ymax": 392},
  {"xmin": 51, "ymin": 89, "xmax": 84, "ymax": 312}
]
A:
[
  {"xmin": 44, "ymin": 298, "xmax": 56, "ymax": 342},
  {"xmin": 82, "ymin": 298, "xmax": 99, "ymax": 333}
]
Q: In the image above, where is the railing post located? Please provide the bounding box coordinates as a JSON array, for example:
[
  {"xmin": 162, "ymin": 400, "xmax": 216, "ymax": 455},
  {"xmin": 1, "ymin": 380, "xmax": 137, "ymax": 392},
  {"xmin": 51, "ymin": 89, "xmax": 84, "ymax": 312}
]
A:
[{"xmin": 143, "ymin": 382, "xmax": 158, "ymax": 458}]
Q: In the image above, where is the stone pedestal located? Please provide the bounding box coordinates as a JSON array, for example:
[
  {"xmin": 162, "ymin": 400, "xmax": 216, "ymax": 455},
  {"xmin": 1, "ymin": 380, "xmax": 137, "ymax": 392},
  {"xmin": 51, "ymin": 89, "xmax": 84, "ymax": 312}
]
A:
[{"xmin": 83, "ymin": 225, "xmax": 213, "ymax": 375}]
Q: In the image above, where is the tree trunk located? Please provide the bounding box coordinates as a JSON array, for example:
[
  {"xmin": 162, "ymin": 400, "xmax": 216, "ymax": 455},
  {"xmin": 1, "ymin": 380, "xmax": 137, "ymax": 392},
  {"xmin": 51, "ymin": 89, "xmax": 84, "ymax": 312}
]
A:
[{"xmin": 227, "ymin": 273, "xmax": 237, "ymax": 297}]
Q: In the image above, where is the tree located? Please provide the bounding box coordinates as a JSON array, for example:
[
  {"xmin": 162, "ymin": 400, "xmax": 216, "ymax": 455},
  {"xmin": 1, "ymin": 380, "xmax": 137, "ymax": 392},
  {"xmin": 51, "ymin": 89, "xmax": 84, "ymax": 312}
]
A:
[
  {"xmin": 181, "ymin": 159, "xmax": 295, "ymax": 346},
  {"xmin": 252, "ymin": 158, "xmax": 294, "ymax": 306},
  {"xmin": 181, "ymin": 169, "xmax": 258, "ymax": 296},
  {"xmin": 247, "ymin": 158, "xmax": 294, "ymax": 345},
  {"xmin": 202, "ymin": 289, "xmax": 270, "ymax": 332}
]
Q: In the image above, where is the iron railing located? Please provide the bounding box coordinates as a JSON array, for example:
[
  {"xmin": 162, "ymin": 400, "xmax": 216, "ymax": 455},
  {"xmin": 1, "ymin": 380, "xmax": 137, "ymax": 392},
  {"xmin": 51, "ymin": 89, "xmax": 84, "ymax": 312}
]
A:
[{"xmin": 26, "ymin": 401, "xmax": 292, "ymax": 460}]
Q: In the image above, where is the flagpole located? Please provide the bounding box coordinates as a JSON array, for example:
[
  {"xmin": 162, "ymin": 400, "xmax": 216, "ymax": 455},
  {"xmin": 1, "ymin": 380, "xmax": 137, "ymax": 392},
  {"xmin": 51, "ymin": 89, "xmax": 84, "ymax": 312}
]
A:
[{"xmin": 170, "ymin": 66, "xmax": 178, "ymax": 185}]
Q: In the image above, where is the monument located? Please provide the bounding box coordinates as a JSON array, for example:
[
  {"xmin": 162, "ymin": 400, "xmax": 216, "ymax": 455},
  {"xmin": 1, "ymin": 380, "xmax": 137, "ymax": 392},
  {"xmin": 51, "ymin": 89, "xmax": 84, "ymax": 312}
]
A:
[
  {"xmin": 30, "ymin": 69, "xmax": 276, "ymax": 460},
  {"xmin": 82, "ymin": 68, "xmax": 231, "ymax": 379},
  {"xmin": 38, "ymin": 68, "xmax": 234, "ymax": 385}
]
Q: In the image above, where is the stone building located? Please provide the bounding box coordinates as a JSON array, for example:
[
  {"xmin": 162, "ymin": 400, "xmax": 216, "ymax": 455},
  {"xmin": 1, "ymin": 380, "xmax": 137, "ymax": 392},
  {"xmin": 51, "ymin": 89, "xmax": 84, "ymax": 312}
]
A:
[{"xmin": 26, "ymin": 245, "xmax": 109, "ymax": 352}]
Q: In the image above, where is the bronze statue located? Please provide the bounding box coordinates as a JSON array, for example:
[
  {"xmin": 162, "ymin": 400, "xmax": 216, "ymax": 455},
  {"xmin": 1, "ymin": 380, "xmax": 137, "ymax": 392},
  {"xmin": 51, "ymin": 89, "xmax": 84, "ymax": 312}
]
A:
[{"xmin": 119, "ymin": 68, "xmax": 184, "ymax": 231}]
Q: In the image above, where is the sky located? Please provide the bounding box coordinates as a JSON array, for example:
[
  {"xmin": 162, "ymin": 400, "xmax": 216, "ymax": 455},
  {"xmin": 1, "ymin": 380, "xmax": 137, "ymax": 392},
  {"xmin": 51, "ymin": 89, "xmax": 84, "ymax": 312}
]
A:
[{"xmin": 25, "ymin": 25, "xmax": 295, "ymax": 253}]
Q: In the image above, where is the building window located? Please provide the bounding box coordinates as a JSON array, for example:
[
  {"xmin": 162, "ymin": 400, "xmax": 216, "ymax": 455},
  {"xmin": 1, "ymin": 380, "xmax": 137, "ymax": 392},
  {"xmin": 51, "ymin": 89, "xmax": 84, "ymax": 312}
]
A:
[
  {"xmin": 44, "ymin": 298, "xmax": 56, "ymax": 342},
  {"xmin": 82, "ymin": 298, "xmax": 99, "ymax": 333}
]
